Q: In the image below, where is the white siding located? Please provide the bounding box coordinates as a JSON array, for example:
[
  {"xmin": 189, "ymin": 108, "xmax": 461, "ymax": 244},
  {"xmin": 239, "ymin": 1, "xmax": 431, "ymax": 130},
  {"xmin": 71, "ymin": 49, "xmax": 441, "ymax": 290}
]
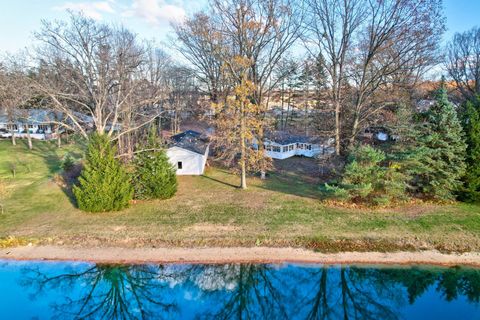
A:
[
  {"xmin": 265, "ymin": 142, "xmax": 324, "ymax": 159},
  {"xmin": 0, "ymin": 122, "xmax": 54, "ymax": 140},
  {"xmin": 166, "ymin": 146, "xmax": 209, "ymax": 175}
]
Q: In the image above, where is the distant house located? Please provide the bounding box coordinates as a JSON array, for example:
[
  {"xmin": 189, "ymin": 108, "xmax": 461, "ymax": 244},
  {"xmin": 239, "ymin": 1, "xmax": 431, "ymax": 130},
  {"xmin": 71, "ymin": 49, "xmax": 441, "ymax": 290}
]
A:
[
  {"xmin": 167, "ymin": 130, "xmax": 210, "ymax": 175},
  {"xmin": 263, "ymin": 132, "xmax": 335, "ymax": 160},
  {"xmin": 0, "ymin": 109, "xmax": 63, "ymax": 140},
  {"xmin": 360, "ymin": 126, "xmax": 396, "ymax": 142}
]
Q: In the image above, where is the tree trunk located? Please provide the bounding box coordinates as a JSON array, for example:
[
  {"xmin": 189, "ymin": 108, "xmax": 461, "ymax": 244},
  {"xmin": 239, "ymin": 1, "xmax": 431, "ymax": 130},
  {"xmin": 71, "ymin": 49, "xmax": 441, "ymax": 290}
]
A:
[
  {"xmin": 240, "ymin": 101, "xmax": 247, "ymax": 190},
  {"xmin": 335, "ymin": 100, "xmax": 341, "ymax": 155},
  {"xmin": 258, "ymin": 138, "xmax": 267, "ymax": 180},
  {"xmin": 349, "ymin": 115, "xmax": 360, "ymax": 147},
  {"xmin": 26, "ymin": 126, "xmax": 33, "ymax": 150},
  {"xmin": 56, "ymin": 126, "xmax": 62, "ymax": 148},
  {"xmin": 280, "ymin": 82, "xmax": 285, "ymax": 129},
  {"xmin": 11, "ymin": 130, "xmax": 16, "ymax": 146},
  {"xmin": 158, "ymin": 116, "xmax": 163, "ymax": 144},
  {"xmin": 348, "ymin": 96, "xmax": 364, "ymax": 149},
  {"xmin": 304, "ymin": 84, "xmax": 309, "ymax": 135}
]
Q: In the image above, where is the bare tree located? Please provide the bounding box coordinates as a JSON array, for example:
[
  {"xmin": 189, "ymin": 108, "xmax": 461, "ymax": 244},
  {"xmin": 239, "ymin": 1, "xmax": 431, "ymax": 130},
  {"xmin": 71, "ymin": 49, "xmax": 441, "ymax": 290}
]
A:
[
  {"xmin": 33, "ymin": 13, "xmax": 166, "ymax": 147},
  {"xmin": 0, "ymin": 53, "xmax": 36, "ymax": 148},
  {"xmin": 304, "ymin": 0, "xmax": 364, "ymax": 155},
  {"xmin": 347, "ymin": 0, "xmax": 444, "ymax": 146},
  {"xmin": 305, "ymin": 0, "xmax": 444, "ymax": 153},
  {"xmin": 175, "ymin": 0, "xmax": 303, "ymax": 187},
  {"xmin": 210, "ymin": 0, "xmax": 303, "ymax": 104},
  {"xmin": 163, "ymin": 65, "xmax": 200, "ymax": 134},
  {"xmin": 173, "ymin": 13, "xmax": 225, "ymax": 103},
  {"xmin": 446, "ymin": 26, "xmax": 480, "ymax": 101}
]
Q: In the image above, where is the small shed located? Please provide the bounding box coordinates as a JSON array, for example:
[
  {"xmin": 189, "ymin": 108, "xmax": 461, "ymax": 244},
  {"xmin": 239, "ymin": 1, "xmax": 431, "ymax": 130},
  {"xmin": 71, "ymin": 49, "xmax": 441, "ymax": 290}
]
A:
[
  {"xmin": 264, "ymin": 132, "xmax": 335, "ymax": 160},
  {"xmin": 166, "ymin": 130, "xmax": 210, "ymax": 175}
]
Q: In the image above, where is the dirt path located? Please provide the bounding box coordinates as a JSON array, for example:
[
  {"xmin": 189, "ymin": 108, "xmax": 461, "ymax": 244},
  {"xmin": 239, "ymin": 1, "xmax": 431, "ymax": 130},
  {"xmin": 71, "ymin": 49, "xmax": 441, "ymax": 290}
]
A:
[{"xmin": 1, "ymin": 245, "xmax": 480, "ymax": 267}]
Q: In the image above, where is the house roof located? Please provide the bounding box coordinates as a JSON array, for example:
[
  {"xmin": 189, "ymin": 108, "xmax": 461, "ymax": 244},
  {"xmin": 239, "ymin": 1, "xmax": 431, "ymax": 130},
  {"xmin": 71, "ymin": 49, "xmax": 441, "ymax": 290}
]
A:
[
  {"xmin": 265, "ymin": 131, "xmax": 331, "ymax": 146},
  {"xmin": 169, "ymin": 130, "xmax": 209, "ymax": 155},
  {"xmin": 0, "ymin": 109, "xmax": 63, "ymax": 124}
]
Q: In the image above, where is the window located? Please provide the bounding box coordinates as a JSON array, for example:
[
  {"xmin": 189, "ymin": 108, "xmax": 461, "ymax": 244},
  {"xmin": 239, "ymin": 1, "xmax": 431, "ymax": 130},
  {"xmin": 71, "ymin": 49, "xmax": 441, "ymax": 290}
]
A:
[
  {"xmin": 6, "ymin": 124, "xmax": 17, "ymax": 131},
  {"xmin": 266, "ymin": 145, "xmax": 272, "ymax": 151},
  {"xmin": 288, "ymin": 144, "xmax": 294, "ymax": 151},
  {"xmin": 272, "ymin": 146, "xmax": 281, "ymax": 152},
  {"xmin": 28, "ymin": 124, "xmax": 34, "ymax": 129},
  {"xmin": 282, "ymin": 146, "xmax": 288, "ymax": 152},
  {"xmin": 177, "ymin": 161, "xmax": 183, "ymax": 170}
]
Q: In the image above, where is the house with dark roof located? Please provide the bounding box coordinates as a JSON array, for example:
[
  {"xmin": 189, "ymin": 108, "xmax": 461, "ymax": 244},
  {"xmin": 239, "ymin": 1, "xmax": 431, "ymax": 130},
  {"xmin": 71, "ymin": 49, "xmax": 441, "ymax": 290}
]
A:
[
  {"xmin": 0, "ymin": 109, "xmax": 63, "ymax": 140},
  {"xmin": 167, "ymin": 130, "xmax": 210, "ymax": 175},
  {"xmin": 264, "ymin": 131, "xmax": 335, "ymax": 159}
]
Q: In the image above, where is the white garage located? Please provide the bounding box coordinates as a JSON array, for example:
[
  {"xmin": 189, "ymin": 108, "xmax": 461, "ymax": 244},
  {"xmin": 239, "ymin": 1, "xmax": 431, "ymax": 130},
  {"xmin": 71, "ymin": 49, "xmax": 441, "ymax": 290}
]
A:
[{"xmin": 166, "ymin": 130, "xmax": 209, "ymax": 175}]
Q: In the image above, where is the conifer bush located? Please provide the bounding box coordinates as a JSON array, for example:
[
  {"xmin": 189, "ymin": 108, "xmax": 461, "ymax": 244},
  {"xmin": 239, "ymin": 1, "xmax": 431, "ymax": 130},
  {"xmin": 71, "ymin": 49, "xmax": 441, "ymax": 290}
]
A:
[
  {"xmin": 73, "ymin": 133, "xmax": 133, "ymax": 212},
  {"xmin": 61, "ymin": 153, "xmax": 75, "ymax": 172},
  {"xmin": 324, "ymin": 145, "xmax": 408, "ymax": 205},
  {"xmin": 406, "ymin": 83, "xmax": 467, "ymax": 200},
  {"xmin": 132, "ymin": 127, "xmax": 177, "ymax": 200},
  {"xmin": 460, "ymin": 97, "xmax": 480, "ymax": 202}
]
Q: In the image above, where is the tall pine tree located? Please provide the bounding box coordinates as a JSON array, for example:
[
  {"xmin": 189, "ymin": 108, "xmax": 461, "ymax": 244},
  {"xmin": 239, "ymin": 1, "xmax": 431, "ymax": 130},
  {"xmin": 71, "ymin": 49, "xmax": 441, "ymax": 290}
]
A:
[
  {"xmin": 411, "ymin": 81, "xmax": 467, "ymax": 200},
  {"xmin": 132, "ymin": 126, "xmax": 177, "ymax": 200},
  {"xmin": 460, "ymin": 96, "xmax": 480, "ymax": 202},
  {"xmin": 73, "ymin": 134, "xmax": 133, "ymax": 212}
]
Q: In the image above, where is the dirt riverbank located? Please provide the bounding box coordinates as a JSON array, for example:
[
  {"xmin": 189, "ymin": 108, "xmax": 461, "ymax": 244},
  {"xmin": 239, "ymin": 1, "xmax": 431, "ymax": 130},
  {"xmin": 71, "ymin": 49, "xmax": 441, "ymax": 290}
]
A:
[{"xmin": 1, "ymin": 245, "xmax": 480, "ymax": 267}]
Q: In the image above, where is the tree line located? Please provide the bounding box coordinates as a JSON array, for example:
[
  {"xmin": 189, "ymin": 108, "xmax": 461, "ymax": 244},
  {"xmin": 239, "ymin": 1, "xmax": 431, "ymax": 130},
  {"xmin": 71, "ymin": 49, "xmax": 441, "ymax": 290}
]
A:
[{"xmin": 1, "ymin": 0, "xmax": 480, "ymax": 210}]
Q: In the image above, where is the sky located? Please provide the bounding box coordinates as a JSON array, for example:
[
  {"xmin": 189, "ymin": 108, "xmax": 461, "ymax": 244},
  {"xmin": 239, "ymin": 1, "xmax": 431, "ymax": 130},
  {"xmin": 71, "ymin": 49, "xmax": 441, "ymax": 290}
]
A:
[{"xmin": 0, "ymin": 0, "xmax": 479, "ymax": 54}]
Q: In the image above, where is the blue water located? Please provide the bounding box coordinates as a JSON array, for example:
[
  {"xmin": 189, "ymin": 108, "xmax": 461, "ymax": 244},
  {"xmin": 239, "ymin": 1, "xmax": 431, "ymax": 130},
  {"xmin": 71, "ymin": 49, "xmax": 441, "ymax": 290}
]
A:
[{"xmin": 0, "ymin": 260, "xmax": 478, "ymax": 319}]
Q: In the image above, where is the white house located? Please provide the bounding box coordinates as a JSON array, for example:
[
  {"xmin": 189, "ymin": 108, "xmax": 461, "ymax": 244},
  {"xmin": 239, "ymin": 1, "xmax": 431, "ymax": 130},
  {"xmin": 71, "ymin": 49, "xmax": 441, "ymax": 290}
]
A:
[
  {"xmin": 0, "ymin": 109, "xmax": 62, "ymax": 140},
  {"xmin": 166, "ymin": 130, "xmax": 209, "ymax": 175},
  {"xmin": 264, "ymin": 132, "xmax": 335, "ymax": 160}
]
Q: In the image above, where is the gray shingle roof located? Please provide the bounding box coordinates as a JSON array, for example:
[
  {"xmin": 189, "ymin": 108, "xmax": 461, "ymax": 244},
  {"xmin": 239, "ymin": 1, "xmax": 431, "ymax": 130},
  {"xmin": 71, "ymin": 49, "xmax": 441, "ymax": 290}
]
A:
[
  {"xmin": 170, "ymin": 130, "xmax": 209, "ymax": 155},
  {"xmin": 0, "ymin": 109, "xmax": 63, "ymax": 124},
  {"xmin": 265, "ymin": 131, "xmax": 328, "ymax": 145}
]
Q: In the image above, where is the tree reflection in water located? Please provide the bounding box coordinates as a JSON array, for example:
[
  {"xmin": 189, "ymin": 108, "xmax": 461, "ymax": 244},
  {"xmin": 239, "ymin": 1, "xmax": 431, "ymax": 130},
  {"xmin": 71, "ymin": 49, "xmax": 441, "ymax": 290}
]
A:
[
  {"xmin": 20, "ymin": 264, "xmax": 180, "ymax": 319},
  {"xmin": 19, "ymin": 263, "xmax": 480, "ymax": 319}
]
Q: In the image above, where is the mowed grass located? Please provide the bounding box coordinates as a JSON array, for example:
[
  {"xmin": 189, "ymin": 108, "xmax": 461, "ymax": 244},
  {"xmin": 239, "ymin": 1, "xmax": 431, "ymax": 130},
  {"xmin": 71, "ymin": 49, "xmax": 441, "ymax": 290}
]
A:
[{"xmin": 0, "ymin": 139, "xmax": 479, "ymax": 252}]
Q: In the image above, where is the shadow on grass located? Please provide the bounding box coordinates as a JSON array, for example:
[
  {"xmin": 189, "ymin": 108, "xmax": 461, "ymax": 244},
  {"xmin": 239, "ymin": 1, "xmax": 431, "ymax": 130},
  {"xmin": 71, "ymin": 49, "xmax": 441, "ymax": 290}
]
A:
[
  {"xmin": 256, "ymin": 158, "xmax": 324, "ymax": 199},
  {"xmin": 59, "ymin": 167, "xmax": 81, "ymax": 208},
  {"xmin": 201, "ymin": 174, "xmax": 239, "ymax": 189},
  {"xmin": 257, "ymin": 173, "xmax": 322, "ymax": 200},
  {"xmin": 202, "ymin": 162, "xmax": 322, "ymax": 199},
  {"xmin": 10, "ymin": 139, "xmax": 84, "ymax": 207}
]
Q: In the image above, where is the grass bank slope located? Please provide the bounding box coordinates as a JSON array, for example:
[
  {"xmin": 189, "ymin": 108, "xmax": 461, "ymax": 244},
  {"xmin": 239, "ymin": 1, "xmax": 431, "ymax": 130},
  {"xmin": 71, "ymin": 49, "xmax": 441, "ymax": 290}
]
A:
[{"xmin": 0, "ymin": 140, "xmax": 479, "ymax": 252}]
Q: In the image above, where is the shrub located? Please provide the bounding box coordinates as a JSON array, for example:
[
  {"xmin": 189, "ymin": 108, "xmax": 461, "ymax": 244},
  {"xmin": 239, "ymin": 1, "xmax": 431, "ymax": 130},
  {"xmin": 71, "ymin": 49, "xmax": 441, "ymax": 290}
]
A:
[
  {"xmin": 132, "ymin": 127, "xmax": 177, "ymax": 200},
  {"xmin": 324, "ymin": 145, "xmax": 408, "ymax": 205},
  {"xmin": 61, "ymin": 153, "xmax": 75, "ymax": 172},
  {"xmin": 73, "ymin": 133, "xmax": 133, "ymax": 212}
]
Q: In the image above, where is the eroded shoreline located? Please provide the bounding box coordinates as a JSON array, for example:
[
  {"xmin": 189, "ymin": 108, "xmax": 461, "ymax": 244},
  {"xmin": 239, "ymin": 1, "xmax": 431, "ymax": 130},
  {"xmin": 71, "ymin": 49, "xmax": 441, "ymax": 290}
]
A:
[{"xmin": 1, "ymin": 245, "xmax": 480, "ymax": 267}]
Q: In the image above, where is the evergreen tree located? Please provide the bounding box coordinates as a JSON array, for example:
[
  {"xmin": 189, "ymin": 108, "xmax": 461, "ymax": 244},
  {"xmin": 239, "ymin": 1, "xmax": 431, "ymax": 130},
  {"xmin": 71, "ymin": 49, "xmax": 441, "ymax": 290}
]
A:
[
  {"xmin": 409, "ymin": 81, "xmax": 467, "ymax": 200},
  {"xmin": 61, "ymin": 153, "xmax": 75, "ymax": 172},
  {"xmin": 389, "ymin": 104, "xmax": 425, "ymax": 194},
  {"xmin": 460, "ymin": 96, "xmax": 480, "ymax": 202},
  {"xmin": 73, "ymin": 134, "xmax": 133, "ymax": 212},
  {"xmin": 132, "ymin": 126, "xmax": 177, "ymax": 200},
  {"xmin": 324, "ymin": 145, "xmax": 408, "ymax": 205}
]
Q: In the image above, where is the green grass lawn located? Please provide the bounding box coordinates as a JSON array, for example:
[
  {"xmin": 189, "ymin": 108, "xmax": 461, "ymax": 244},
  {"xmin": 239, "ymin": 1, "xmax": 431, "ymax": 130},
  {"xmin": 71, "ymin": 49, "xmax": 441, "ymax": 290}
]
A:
[{"xmin": 1, "ymin": 139, "xmax": 479, "ymax": 252}]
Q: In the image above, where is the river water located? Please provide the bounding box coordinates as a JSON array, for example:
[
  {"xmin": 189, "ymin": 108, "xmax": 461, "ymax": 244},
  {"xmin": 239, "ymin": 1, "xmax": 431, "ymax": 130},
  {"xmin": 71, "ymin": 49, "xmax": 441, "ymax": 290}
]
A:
[{"xmin": 0, "ymin": 260, "xmax": 478, "ymax": 319}]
